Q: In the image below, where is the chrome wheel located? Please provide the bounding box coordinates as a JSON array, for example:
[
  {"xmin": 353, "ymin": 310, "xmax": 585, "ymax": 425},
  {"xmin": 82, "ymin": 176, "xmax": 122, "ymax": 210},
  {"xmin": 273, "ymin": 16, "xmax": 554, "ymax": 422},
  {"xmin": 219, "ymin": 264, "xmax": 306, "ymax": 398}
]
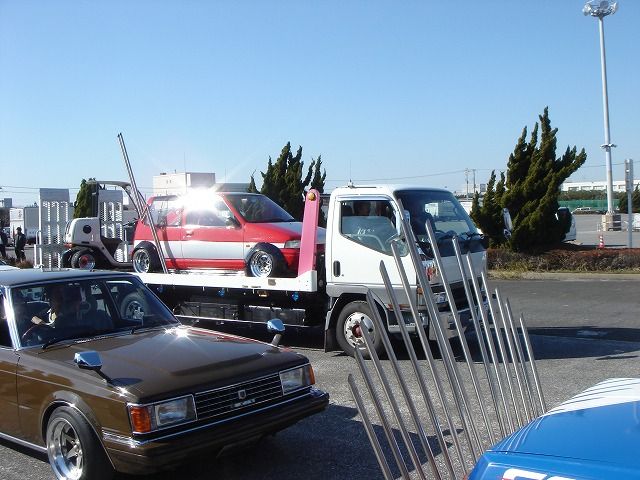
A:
[
  {"xmin": 77, "ymin": 253, "xmax": 96, "ymax": 270},
  {"xmin": 249, "ymin": 250, "xmax": 274, "ymax": 277},
  {"xmin": 342, "ymin": 311, "xmax": 373, "ymax": 349},
  {"xmin": 47, "ymin": 416, "xmax": 84, "ymax": 480},
  {"xmin": 132, "ymin": 249, "xmax": 151, "ymax": 273}
]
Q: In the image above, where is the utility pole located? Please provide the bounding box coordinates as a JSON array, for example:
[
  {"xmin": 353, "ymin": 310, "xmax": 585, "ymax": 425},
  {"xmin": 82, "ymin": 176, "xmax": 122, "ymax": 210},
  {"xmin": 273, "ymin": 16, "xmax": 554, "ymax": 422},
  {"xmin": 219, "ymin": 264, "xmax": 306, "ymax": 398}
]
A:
[{"xmin": 465, "ymin": 168, "xmax": 469, "ymax": 199}]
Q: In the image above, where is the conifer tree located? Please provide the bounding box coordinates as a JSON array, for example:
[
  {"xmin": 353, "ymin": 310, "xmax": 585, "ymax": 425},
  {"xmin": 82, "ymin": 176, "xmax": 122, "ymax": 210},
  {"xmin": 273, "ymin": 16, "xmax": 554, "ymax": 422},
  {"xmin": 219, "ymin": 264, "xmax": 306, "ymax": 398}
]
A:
[
  {"xmin": 247, "ymin": 173, "xmax": 258, "ymax": 193},
  {"xmin": 251, "ymin": 142, "xmax": 326, "ymax": 221},
  {"xmin": 502, "ymin": 108, "xmax": 586, "ymax": 252},
  {"xmin": 472, "ymin": 108, "xmax": 586, "ymax": 252},
  {"xmin": 74, "ymin": 179, "xmax": 96, "ymax": 218},
  {"xmin": 619, "ymin": 186, "xmax": 640, "ymax": 213}
]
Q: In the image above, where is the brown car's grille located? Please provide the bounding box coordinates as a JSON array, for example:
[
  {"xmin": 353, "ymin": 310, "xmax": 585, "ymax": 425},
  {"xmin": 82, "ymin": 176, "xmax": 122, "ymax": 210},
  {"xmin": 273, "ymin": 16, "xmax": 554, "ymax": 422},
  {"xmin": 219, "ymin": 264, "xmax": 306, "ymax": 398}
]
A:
[{"xmin": 195, "ymin": 374, "xmax": 283, "ymax": 421}]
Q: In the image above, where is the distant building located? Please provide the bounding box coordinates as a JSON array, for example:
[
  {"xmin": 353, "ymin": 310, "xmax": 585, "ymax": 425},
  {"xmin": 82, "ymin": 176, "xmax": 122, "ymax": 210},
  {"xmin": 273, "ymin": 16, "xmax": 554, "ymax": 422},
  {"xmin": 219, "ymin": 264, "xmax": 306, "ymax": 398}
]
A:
[
  {"xmin": 0, "ymin": 198, "xmax": 12, "ymax": 208},
  {"xmin": 152, "ymin": 172, "xmax": 249, "ymax": 196},
  {"xmin": 153, "ymin": 172, "xmax": 216, "ymax": 195},
  {"xmin": 561, "ymin": 180, "xmax": 640, "ymax": 192}
]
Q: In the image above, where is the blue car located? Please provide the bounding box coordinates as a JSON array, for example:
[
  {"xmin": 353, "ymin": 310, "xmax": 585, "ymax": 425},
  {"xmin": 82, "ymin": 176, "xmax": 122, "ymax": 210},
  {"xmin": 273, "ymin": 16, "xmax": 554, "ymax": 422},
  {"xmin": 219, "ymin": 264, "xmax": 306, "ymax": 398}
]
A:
[{"xmin": 469, "ymin": 378, "xmax": 640, "ymax": 480}]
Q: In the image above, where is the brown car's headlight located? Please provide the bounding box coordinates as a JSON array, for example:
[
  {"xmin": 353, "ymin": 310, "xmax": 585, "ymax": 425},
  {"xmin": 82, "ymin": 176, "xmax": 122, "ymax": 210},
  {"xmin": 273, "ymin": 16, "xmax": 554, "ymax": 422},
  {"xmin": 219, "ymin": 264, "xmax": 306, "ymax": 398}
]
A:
[
  {"xmin": 280, "ymin": 364, "xmax": 315, "ymax": 395},
  {"xmin": 128, "ymin": 395, "xmax": 196, "ymax": 434}
]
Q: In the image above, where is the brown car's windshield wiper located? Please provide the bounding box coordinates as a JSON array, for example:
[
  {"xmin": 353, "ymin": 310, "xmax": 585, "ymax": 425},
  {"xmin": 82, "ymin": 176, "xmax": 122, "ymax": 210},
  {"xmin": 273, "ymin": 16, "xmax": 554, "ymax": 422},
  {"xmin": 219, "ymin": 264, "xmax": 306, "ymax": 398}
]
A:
[{"xmin": 41, "ymin": 328, "xmax": 103, "ymax": 350}]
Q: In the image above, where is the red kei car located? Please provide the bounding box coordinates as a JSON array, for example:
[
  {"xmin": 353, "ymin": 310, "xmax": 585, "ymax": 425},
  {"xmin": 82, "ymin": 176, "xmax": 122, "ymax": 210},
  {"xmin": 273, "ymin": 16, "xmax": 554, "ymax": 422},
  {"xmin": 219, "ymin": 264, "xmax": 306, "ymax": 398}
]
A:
[{"xmin": 132, "ymin": 191, "xmax": 325, "ymax": 277}]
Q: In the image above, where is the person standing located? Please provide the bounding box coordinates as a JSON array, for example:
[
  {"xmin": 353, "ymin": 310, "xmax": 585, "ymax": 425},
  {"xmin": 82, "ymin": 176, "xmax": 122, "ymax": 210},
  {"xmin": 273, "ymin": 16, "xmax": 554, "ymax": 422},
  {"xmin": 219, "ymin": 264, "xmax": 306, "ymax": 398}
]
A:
[
  {"xmin": 14, "ymin": 226, "xmax": 26, "ymax": 262},
  {"xmin": 0, "ymin": 222, "xmax": 7, "ymax": 259}
]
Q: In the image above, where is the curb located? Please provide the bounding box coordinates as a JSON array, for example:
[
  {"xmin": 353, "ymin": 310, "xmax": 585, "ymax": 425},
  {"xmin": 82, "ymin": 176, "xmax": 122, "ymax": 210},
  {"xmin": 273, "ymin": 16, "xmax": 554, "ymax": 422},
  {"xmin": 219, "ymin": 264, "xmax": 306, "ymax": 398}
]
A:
[{"xmin": 489, "ymin": 271, "xmax": 640, "ymax": 281}]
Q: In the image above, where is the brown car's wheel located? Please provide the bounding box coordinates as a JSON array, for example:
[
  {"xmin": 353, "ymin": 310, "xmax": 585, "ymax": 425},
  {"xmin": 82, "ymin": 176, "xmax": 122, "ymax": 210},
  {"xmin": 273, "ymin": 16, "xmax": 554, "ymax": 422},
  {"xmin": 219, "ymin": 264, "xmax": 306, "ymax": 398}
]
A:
[
  {"xmin": 336, "ymin": 301, "xmax": 384, "ymax": 359},
  {"xmin": 46, "ymin": 406, "xmax": 114, "ymax": 480}
]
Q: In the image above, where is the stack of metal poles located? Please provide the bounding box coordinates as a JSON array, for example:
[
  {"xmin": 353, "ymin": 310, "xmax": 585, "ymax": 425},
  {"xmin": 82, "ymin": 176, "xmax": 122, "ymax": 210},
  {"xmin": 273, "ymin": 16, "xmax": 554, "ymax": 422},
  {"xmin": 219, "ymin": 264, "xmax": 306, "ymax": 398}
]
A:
[{"xmin": 348, "ymin": 215, "xmax": 547, "ymax": 479}]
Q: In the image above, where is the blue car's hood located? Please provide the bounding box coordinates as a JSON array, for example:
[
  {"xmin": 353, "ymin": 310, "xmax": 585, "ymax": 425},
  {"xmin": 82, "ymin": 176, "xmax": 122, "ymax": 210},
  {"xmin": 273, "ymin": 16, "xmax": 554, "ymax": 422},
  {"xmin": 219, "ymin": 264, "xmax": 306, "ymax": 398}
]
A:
[{"xmin": 471, "ymin": 378, "xmax": 640, "ymax": 480}]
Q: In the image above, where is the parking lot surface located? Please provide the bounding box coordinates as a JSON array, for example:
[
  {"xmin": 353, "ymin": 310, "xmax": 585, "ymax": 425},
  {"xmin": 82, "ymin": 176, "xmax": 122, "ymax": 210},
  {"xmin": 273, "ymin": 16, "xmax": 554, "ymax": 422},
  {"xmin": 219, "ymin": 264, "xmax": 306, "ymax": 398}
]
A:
[{"xmin": 1, "ymin": 275, "xmax": 639, "ymax": 479}]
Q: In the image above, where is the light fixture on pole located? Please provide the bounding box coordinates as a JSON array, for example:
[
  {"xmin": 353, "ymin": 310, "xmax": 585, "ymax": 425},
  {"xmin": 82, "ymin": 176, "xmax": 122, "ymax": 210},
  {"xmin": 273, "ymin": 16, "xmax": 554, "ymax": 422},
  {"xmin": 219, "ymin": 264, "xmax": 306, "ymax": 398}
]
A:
[{"xmin": 583, "ymin": 0, "xmax": 618, "ymax": 215}]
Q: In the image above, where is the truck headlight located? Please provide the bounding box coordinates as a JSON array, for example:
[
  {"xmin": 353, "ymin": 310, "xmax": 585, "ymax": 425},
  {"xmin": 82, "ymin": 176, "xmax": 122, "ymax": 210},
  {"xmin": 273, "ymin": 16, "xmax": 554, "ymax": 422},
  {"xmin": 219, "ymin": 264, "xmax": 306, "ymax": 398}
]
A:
[
  {"xmin": 128, "ymin": 395, "xmax": 196, "ymax": 434},
  {"xmin": 284, "ymin": 240, "xmax": 301, "ymax": 249},
  {"xmin": 280, "ymin": 364, "xmax": 315, "ymax": 394}
]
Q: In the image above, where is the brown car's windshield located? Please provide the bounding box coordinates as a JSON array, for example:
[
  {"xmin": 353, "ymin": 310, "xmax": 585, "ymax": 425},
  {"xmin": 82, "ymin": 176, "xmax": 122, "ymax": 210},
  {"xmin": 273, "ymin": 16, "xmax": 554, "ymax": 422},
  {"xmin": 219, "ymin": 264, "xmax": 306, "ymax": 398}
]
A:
[{"xmin": 11, "ymin": 278, "xmax": 179, "ymax": 348}]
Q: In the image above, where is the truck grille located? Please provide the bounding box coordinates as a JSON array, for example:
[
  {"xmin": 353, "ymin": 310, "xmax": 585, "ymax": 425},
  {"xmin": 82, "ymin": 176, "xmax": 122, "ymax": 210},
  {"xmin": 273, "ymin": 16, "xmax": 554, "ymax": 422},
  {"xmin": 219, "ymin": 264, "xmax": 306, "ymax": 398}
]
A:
[{"xmin": 195, "ymin": 374, "xmax": 283, "ymax": 421}]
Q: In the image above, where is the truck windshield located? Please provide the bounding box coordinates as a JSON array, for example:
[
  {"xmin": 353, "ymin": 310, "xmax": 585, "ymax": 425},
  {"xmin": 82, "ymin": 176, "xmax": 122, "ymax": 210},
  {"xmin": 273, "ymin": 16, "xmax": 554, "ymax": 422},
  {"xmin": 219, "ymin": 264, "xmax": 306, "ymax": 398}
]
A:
[
  {"xmin": 226, "ymin": 194, "xmax": 295, "ymax": 223},
  {"xmin": 395, "ymin": 189, "xmax": 478, "ymax": 241}
]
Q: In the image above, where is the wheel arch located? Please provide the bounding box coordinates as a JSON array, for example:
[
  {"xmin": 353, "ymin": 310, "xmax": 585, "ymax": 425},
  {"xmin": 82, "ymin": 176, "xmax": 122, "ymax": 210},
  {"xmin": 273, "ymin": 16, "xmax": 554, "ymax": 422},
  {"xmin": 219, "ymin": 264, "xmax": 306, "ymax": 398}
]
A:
[
  {"xmin": 132, "ymin": 240, "xmax": 158, "ymax": 255},
  {"xmin": 244, "ymin": 242, "xmax": 287, "ymax": 276},
  {"xmin": 41, "ymin": 393, "xmax": 101, "ymax": 444},
  {"xmin": 324, "ymin": 290, "xmax": 389, "ymax": 351},
  {"xmin": 40, "ymin": 392, "xmax": 117, "ymax": 471}
]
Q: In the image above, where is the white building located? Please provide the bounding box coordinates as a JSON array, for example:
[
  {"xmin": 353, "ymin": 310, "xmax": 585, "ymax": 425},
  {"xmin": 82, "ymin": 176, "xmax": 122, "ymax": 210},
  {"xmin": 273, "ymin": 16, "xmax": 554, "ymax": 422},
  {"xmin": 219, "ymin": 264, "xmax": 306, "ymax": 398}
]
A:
[
  {"xmin": 152, "ymin": 172, "xmax": 249, "ymax": 195},
  {"xmin": 153, "ymin": 172, "xmax": 216, "ymax": 195},
  {"xmin": 562, "ymin": 180, "xmax": 640, "ymax": 192}
]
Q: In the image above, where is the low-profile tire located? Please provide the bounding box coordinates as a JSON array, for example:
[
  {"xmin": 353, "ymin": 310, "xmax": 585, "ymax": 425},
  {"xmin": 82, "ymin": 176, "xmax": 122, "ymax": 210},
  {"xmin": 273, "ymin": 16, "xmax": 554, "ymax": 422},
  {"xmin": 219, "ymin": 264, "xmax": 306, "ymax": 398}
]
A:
[
  {"xmin": 132, "ymin": 247, "xmax": 161, "ymax": 273},
  {"xmin": 71, "ymin": 250, "xmax": 97, "ymax": 270},
  {"xmin": 46, "ymin": 406, "xmax": 115, "ymax": 480},
  {"xmin": 246, "ymin": 243, "xmax": 286, "ymax": 278},
  {"xmin": 119, "ymin": 291, "xmax": 149, "ymax": 321},
  {"xmin": 336, "ymin": 301, "xmax": 384, "ymax": 359}
]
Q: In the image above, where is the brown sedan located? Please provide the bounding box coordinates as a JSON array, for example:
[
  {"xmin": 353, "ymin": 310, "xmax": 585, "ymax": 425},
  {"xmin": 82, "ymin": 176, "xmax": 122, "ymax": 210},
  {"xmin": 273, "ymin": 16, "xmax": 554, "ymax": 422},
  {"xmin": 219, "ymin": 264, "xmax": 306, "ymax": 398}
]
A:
[{"xmin": 0, "ymin": 269, "xmax": 328, "ymax": 479}]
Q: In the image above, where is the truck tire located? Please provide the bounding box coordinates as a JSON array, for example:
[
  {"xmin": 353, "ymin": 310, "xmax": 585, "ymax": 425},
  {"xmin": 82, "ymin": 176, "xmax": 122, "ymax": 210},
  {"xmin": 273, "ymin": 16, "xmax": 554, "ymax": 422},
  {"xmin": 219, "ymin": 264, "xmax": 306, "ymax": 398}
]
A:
[
  {"xmin": 71, "ymin": 250, "xmax": 97, "ymax": 270},
  {"xmin": 336, "ymin": 301, "xmax": 384, "ymax": 359},
  {"xmin": 132, "ymin": 247, "xmax": 161, "ymax": 273},
  {"xmin": 246, "ymin": 243, "xmax": 286, "ymax": 278},
  {"xmin": 46, "ymin": 406, "xmax": 115, "ymax": 480}
]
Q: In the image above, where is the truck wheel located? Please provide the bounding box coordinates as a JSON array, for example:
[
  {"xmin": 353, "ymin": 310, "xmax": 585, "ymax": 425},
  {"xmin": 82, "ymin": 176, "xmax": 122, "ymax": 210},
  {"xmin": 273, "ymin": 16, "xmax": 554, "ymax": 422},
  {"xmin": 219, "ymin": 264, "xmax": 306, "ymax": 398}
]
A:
[
  {"xmin": 46, "ymin": 406, "xmax": 114, "ymax": 480},
  {"xmin": 336, "ymin": 301, "xmax": 384, "ymax": 359},
  {"xmin": 132, "ymin": 247, "xmax": 161, "ymax": 273},
  {"xmin": 247, "ymin": 243, "xmax": 285, "ymax": 278},
  {"xmin": 71, "ymin": 250, "xmax": 97, "ymax": 270}
]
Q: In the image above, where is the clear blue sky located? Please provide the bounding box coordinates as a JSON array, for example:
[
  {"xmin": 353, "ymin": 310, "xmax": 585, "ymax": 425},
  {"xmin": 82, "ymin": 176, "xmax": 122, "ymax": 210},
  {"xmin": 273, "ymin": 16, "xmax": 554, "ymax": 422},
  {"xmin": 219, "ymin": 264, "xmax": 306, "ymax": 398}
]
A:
[{"xmin": 1, "ymin": 0, "xmax": 638, "ymax": 205}]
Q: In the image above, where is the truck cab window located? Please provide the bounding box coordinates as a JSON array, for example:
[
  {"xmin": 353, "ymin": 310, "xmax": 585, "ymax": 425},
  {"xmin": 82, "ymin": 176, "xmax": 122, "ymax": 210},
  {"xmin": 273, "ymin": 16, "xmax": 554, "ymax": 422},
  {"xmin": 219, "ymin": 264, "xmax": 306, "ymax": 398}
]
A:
[{"xmin": 339, "ymin": 200, "xmax": 400, "ymax": 255}]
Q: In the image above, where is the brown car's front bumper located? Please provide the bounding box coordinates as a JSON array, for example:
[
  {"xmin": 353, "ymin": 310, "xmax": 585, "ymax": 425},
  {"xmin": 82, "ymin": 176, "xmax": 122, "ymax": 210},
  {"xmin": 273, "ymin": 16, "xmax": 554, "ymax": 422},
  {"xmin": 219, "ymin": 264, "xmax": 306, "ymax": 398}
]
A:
[{"xmin": 105, "ymin": 388, "xmax": 329, "ymax": 475}]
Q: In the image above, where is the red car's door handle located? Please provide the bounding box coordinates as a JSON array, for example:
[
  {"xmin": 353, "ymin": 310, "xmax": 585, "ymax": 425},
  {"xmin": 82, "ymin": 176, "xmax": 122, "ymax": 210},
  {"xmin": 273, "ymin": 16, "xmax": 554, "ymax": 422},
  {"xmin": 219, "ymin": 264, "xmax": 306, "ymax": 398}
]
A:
[{"xmin": 184, "ymin": 230, "xmax": 194, "ymax": 237}]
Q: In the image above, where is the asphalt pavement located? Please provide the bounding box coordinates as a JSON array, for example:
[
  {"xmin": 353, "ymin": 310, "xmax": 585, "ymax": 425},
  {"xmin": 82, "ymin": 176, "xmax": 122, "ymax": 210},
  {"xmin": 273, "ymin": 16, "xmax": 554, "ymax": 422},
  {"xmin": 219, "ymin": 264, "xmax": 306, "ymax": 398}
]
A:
[{"xmin": 2, "ymin": 275, "xmax": 639, "ymax": 480}]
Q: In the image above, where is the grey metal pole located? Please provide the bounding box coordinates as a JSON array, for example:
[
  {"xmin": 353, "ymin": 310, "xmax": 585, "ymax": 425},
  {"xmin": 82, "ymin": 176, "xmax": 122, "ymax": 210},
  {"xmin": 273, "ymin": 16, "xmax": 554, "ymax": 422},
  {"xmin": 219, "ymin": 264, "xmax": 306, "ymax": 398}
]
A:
[
  {"xmin": 598, "ymin": 16, "xmax": 615, "ymax": 214},
  {"xmin": 465, "ymin": 256, "xmax": 511, "ymax": 435},
  {"xmin": 628, "ymin": 160, "xmax": 633, "ymax": 244},
  {"xmin": 398, "ymin": 217, "xmax": 482, "ymax": 460},
  {"xmin": 518, "ymin": 314, "xmax": 547, "ymax": 413},
  {"xmin": 496, "ymin": 290, "xmax": 531, "ymax": 423},
  {"xmin": 347, "ymin": 374, "xmax": 395, "ymax": 480},
  {"xmin": 363, "ymin": 290, "xmax": 446, "ymax": 480},
  {"xmin": 359, "ymin": 326, "xmax": 430, "ymax": 480},
  {"xmin": 424, "ymin": 222, "xmax": 493, "ymax": 447},
  {"xmin": 353, "ymin": 349, "xmax": 412, "ymax": 480},
  {"xmin": 452, "ymin": 239, "xmax": 500, "ymax": 443},
  {"xmin": 378, "ymin": 259, "xmax": 464, "ymax": 476}
]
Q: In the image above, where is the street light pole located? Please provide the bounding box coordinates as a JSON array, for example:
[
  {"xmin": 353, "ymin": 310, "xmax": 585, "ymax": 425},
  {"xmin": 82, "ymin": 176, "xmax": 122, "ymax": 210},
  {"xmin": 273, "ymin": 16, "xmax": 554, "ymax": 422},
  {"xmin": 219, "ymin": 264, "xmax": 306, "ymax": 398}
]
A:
[{"xmin": 583, "ymin": 0, "xmax": 618, "ymax": 215}]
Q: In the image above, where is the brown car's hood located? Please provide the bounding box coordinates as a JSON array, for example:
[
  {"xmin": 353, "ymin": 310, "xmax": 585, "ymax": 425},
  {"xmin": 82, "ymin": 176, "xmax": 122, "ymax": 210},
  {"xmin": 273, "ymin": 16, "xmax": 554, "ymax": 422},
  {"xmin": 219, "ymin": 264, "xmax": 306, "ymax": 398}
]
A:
[{"xmin": 35, "ymin": 326, "xmax": 307, "ymax": 402}]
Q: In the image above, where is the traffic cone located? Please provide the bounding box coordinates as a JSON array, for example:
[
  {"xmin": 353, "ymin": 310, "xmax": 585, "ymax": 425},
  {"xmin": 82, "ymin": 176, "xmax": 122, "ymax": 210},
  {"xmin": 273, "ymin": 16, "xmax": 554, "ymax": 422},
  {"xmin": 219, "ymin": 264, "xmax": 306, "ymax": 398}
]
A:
[{"xmin": 598, "ymin": 234, "xmax": 605, "ymax": 249}]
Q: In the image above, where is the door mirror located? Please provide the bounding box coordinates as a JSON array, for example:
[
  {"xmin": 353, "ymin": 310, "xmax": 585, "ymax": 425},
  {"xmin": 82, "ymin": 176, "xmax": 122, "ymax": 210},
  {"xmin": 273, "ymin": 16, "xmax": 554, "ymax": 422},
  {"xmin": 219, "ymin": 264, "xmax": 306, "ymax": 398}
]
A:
[{"xmin": 74, "ymin": 351, "xmax": 103, "ymax": 371}]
